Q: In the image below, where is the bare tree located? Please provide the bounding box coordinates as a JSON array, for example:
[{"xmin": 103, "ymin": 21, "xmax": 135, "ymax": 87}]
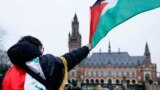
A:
[
  {"xmin": 0, "ymin": 27, "xmax": 11, "ymax": 74},
  {"xmin": 0, "ymin": 27, "xmax": 7, "ymax": 49}
]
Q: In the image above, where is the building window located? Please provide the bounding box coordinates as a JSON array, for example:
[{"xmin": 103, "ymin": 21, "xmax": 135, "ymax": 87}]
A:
[
  {"xmin": 91, "ymin": 71, "xmax": 93, "ymax": 77},
  {"xmin": 85, "ymin": 71, "xmax": 87, "ymax": 76},
  {"xmin": 106, "ymin": 71, "xmax": 108, "ymax": 76},
  {"xmin": 93, "ymin": 71, "xmax": 96, "ymax": 77},
  {"xmin": 116, "ymin": 79, "xmax": 120, "ymax": 84},
  {"xmin": 96, "ymin": 79, "xmax": 99, "ymax": 84},
  {"xmin": 108, "ymin": 79, "xmax": 112, "ymax": 84},
  {"xmin": 108, "ymin": 71, "xmax": 112, "ymax": 76},
  {"xmin": 132, "ymin": 71, "xmax": 135, "ymax": 77},
  {"xmin": 132, "ymin": 80, "xmax": 136, "ymax": 84},
  {"xmin": 98, "ymin": 71, "xmax": 101, "ymax": 77},
  {"xmin": 103, "ymin": 71, "xmax": 105, "ymax": 77},
  {"xmin": 91, "ymin": 79, "xmax": 94, "ymax": 83},
  {"xmin": 101, "ymin": 71, "xmax": 103, "ymax": 77},
  {"xmin": 86, "ymin": 79, "xmax": 89, "ymax": 83},
  {"xmin": 145, "ymin": 74, "xmax": 150, "ymax": 81},
  {"xmin": 101, "ymin": 79, "xmax": 104, "ymax": 84},
  {"xmin": 121, "ymin": 71, "xmax": 124, "ymax": 76},
  {"xmin": 127, "ymin": 71, "xmax": 130, "ymax": 77},
  {"xmin": 96, "ymin": 71, "xmax": 98, "ymax": 77},
  {"xmin": 112, "ymin": 71, "xmax": 115, "ymax": 76},
  {"xmin": 88, "ymin": 71, "xmax": 91, "ymax": 77},
  {"xmin": 116, "ymin": 71, "xmax": 119, "ymax": 76}
]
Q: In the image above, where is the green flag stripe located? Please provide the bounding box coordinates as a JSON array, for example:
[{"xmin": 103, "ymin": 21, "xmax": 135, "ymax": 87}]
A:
[{"xmin": 91, "ymin": 0, "xmax": 160, "ymax": 48}]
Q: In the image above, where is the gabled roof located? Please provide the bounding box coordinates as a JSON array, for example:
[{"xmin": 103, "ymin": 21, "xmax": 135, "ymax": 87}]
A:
[{"xmin": 80, "ymin": 52, "xmax": 144, "ymax": 67}]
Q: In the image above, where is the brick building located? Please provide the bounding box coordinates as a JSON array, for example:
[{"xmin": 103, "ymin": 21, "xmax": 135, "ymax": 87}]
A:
[{"xmin": 68, "ymin": 14, "xmax": 157, "ymax": 85}]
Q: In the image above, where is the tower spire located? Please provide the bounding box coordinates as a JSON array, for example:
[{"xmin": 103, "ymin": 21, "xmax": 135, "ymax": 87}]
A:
[
  {"xmin": 143, "ymin": 42, "xmax": 151, "ymax": 65},
  {"xmin": 74, "ymin": 13, "xmax": 78, "ymax": 21},
  {"xmin": 144, "ymin": 42, "xmax": 150, "ymax": 56}
]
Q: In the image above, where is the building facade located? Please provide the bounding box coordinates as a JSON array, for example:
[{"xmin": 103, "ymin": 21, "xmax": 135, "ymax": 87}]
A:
[{"xmin": 68, "ymin": 14, "xmax": 157, "ymax": 85}]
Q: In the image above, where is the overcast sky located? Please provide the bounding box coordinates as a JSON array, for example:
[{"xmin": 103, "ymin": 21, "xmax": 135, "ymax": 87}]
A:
[{"xmin": 0, "ymin": 0, "xmax": 160, "ymax": 73}]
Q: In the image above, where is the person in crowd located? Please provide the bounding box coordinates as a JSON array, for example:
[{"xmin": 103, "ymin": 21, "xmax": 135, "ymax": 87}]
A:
[{"xmin": 2, "ymin": 35, "xmax": 92, "ymax": 90}]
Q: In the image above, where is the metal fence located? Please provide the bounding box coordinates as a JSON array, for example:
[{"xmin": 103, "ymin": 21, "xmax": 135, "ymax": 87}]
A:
[{"xmin": 81, "ymin": 83, "xmax": 145, "ymax": 90}]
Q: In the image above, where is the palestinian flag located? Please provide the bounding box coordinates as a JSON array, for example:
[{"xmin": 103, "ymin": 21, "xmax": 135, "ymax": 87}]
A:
[{"xmin": 89, "ymin": 0, "xmax": 160, "ymax": 48}]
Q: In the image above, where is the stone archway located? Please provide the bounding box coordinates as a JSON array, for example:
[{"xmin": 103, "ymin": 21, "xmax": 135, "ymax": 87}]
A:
[
  {"xmin": 132, "ymin": 80, "xmax": 136, "ymax": 84},
  {"xmin": 91, "ymin": 79, "xmax": 94, "ymax": 84},
  {"xmin": 116, "ymin": 79, "xmax": 120, "ymax": 84},
  {"xmin": 96, "ymin": 79, "xmax": 99, "ymax": 84},
  {"xmin": 108, "ymin": 79, "xmax": 112, "ymax": 84},
  {"xmin": 145, "ymin": 74, "xmax": 150, "ymax": 81},
  {"xmin": 86, "ymin": 79, "xmax": 89, "ymax": 84},
  {"xmin": 127, "ymin": 80, "xmax": 130, "ymax": 85},
  {"xmin": 101, "ymin": 79, "xmax": 104, "ymax": 84}
]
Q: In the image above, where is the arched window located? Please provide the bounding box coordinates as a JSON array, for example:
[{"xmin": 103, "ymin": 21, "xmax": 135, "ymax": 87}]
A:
[
  {"xmin": 127, "ymin": 80, "xmax": 130, "ymax": 85},
  {"xmin": 108, "ymin": 79, "xmax": 112, "ymax": 84},
  {"xmin": 86, "ymin": 79, "xmax": 89, "ymax": 84},
  {"xmin": 116, "ymin": 79, "xmax": 120, "ymax": 84},
  {"xmin": 145, "ymin": 74, "xmax": 150, "ymax": 81},
  {"xmin": 132, "ymin": 80, "xmax": 136, "ymax": 84},
  {"xmin": 96, "ymin": 79, "xmax": 99, "ymax": 84},
  {"xmin": 101, "ymin": 79, "xmax": 104, "ymax": 84},
  {"xmin": 91, "ymin": 79, "xmax": 94, "ymax": 84}
]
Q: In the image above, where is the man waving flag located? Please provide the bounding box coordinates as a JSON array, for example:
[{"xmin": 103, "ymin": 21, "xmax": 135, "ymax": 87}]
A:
[{"xmin": 89, "ymin": 0, "xmax": 160, "ymax": 48}]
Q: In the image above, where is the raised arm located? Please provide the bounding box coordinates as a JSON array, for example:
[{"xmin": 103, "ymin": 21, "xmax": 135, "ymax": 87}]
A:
[{"xmin": 62, "ymin": 44, "xmax": 91, "ymax": 71}]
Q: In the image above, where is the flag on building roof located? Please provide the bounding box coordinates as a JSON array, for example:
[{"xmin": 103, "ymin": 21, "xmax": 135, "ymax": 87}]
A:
[{"xmin": 89, "ymin": 0, "xmax": 160, "ymax": 48}]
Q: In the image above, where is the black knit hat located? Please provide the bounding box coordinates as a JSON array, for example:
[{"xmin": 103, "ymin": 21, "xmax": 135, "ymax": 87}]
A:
[{"xmin": 7, "ymin": 41, "xmax": 42, "ymax": 66}]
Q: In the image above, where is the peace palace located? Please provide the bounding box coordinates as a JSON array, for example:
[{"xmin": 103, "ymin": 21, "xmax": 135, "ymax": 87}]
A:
[{"xmin": 68, "ymin": 14, "xmax": 157, "ymax": 85}]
